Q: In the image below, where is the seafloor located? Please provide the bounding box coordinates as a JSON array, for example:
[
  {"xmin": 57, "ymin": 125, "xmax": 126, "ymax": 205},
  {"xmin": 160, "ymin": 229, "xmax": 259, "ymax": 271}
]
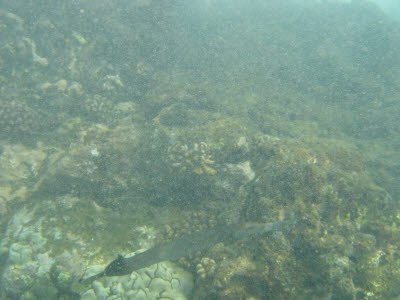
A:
[{"xmin": 1, "ymin": 0, "xmax": 400, "ymax": 299}]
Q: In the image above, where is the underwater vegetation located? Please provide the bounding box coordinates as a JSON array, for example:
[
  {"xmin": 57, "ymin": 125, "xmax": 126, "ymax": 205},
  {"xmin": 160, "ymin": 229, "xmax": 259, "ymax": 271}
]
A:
[{"xmin": 0, "ymin": 0, "xmax": 400, "ymax": 299}]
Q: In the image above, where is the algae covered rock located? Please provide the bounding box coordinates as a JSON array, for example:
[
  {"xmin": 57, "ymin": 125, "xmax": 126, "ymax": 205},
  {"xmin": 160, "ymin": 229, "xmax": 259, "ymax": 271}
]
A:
[
  {"xmin": 184, "ymin": 136, "xmax": 400, "ymax": 299},
  {"xmin": 0, "ymin": 143, "xmax": 52, "ymax": 207},
  {"xmin": 135, "ymin": 114, "xmax": 257, "ymax": 207},
  {"xmin": 0, "ymin": 101, "xmax": 41, "ymax": 142},
  {"xmin": 34, "ymin": 121, "xmax": 143, "ymax": 206},
  {"xmin": 1, "ymin": 1, "xmax": 400, "ymax": 299}
]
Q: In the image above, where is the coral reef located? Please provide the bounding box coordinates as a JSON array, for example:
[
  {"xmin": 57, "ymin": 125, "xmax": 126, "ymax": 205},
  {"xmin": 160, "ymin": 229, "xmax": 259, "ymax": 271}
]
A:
[
  {"xmin": 168, "ymin": 141, "xmax": 217, "ymax": 175},
  {"xmin": 0, "ymin": 101, "xmax": 41, "ymax": 141},
  {"xmin": 1, "ymin": 2, "xmax": 400, "ymax": 299},
  {"xmin": 0, "ymin": 143, "xmax": 50, "ymax": 208},
  {"xmin": 83, "ymin": 95, "xmax": 115, "ymax": 124},
  {"xmin": 195, "ymin": 257, "xmax": 216, "ymax": 281},
  {"xmin": 34, "ymin": 121, "xmax": 142, "ymax": 205},
  {"xmin": 81, "ymin": 261, "xmax": 193, "ymax": 300}
]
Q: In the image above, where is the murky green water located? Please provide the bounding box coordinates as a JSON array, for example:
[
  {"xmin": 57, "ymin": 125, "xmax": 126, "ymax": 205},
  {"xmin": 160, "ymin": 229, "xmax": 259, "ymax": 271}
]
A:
[{"xmin": 0, "ymin": 1, "xmax": 400, "ymax": 299}]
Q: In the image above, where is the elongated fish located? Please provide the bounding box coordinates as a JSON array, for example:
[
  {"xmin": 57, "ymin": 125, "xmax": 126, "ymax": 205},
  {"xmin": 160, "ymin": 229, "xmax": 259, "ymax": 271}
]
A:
[{"xmin": 81, "ymin": 220, "xmax": 293, "ymax": 283}]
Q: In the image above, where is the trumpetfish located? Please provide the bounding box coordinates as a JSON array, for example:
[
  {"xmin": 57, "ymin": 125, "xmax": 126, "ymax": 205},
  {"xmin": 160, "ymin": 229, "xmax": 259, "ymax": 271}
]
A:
[{"xmin": 80, "ymin": 220, "xmax": 294, "ymax": 283}]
